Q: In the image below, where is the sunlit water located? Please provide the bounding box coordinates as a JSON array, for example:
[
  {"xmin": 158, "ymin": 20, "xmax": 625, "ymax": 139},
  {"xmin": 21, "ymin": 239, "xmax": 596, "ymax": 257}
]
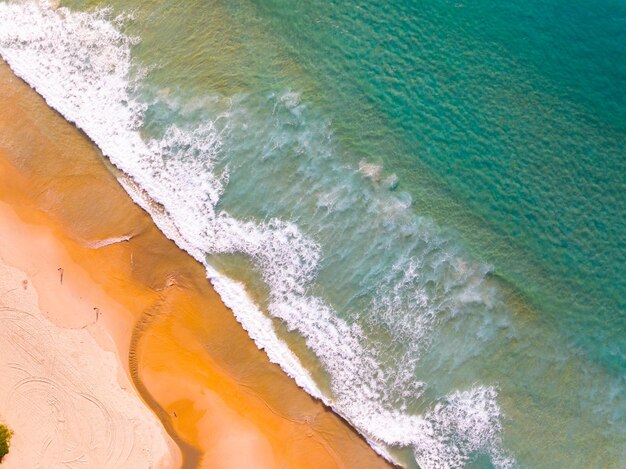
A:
[{"xmin": 0, "ymin": 1, "xmax": 624, "ymax": 467}]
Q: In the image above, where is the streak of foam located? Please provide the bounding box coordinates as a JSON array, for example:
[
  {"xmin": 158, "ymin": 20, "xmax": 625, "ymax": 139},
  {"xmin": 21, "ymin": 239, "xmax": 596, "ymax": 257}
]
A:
[
  {"xmin": 84, "ymin": 235, "xmax": 133, "ymax": 249},
  {"xmin": 0, "ymin": 2, "xmax": 514, "ymax": 467}
]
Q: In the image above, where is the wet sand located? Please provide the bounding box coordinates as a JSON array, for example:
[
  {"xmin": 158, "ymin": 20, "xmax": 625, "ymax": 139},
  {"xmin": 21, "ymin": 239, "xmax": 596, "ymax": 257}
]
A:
[
  {"xmin": 0, "ymin": 59, "xmax": 392, "ymax": 468},
  {"xmin": 0, "ymin": 253, "xmax": 178, "ymax": 468}
]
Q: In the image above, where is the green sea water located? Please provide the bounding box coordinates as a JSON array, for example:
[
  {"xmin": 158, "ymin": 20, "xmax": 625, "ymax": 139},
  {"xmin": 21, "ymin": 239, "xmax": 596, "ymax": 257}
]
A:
[{"xmin": 5, "ymin": 0, "xmax": 625, "ymax": 467}]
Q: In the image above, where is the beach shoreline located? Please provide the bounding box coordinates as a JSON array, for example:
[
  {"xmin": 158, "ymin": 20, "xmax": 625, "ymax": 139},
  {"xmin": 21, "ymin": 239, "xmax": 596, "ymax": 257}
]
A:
[
  {"xmin": 0, "ymin": 59, "xmax": 392, "ymax": 468},
  {"xmin": 0, "ymin": 209, "xmax": 180, "ymax": 468}
]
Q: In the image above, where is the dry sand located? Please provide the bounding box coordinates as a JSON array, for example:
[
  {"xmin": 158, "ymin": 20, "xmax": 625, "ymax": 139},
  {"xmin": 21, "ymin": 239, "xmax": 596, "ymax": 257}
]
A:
[
  {"xmin": 0, "ymin": 255, "xmax": 178, "ymax": 469},
  {"xmin": 0, "ymin": 59, "xmax": 392, "ymax": 469}
]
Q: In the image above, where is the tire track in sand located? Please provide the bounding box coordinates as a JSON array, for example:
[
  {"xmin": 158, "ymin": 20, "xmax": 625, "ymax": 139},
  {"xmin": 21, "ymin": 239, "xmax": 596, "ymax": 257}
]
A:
[{"xmin": 0, "ymin": 268, "xmax": 171, "ymax": 468}]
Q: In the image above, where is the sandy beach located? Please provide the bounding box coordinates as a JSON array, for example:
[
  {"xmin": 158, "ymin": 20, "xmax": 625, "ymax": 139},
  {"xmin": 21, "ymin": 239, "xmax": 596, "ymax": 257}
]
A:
[
  {"xmin": 0, "ymin": 58, "xmax": 391, "ymax": 468},
  {"xmin": 0, "ymin": 251, "xmax": 178, "ymax": 468}
]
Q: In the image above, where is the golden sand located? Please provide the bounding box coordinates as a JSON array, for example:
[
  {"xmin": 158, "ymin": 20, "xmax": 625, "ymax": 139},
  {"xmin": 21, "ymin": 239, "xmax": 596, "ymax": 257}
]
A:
[
  {"xmin": 0, "ymin": 238, "xmax": 179, "ymax": 468},
  {"xmin": 0, "ymin": 60, "xmax": 392, "ymax": 468}
]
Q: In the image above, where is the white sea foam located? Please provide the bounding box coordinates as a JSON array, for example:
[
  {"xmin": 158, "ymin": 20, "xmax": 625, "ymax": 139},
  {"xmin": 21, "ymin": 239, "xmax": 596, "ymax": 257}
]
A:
[
  {"xmin": 0, "ymin": 2, "xmax": 514, "ymax": 467},
  {"xmin": 116, "ymin": 175, "xmax": 325, "ymax": 401},
  {"xmin": 84, "ymin": 234, "xmax": 134, "ymax": 249}
]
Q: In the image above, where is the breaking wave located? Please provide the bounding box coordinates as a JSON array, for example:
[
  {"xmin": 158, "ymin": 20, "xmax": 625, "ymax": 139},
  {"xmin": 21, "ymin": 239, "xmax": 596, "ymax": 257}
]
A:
[{"xmin": 0, "ymin": 2, "xmax": 514, "ymax": 467}]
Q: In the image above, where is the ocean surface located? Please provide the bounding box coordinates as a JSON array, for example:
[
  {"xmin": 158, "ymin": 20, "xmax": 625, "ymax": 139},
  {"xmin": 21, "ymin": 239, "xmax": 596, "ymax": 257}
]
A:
[{"xmin": 1, "ymin": 1, "xmax": 624, "ymax": 467}]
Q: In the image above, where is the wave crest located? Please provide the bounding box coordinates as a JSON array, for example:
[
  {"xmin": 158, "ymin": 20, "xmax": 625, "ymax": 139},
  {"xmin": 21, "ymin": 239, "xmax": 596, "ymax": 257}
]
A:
[{"xmin": 0, "ymin": 2, "xmax": 514, "ymax": 467}]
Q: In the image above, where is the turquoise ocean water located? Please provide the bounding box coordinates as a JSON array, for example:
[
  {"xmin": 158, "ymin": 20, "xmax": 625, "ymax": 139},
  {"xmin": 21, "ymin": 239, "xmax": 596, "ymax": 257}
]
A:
[{"xmin": 0, "ymin": 1, "xmax": 624, "ymax": 467}]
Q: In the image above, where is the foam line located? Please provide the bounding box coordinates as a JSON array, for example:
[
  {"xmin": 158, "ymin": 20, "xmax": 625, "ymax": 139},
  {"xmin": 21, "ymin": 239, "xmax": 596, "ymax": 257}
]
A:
[{"xmin": 0, "ymin": 3, "xmax": 514, "ymax": 467}]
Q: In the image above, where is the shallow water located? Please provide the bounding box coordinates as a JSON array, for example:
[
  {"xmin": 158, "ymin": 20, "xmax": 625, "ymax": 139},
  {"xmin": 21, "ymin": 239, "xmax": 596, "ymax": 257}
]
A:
[{"xmin": 0, "ymin": 1, "xmax": 624, "ymax": 467}]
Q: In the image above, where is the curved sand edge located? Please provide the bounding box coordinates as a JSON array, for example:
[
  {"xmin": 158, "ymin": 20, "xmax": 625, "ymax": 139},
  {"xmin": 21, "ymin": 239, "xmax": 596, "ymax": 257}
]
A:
[{"xmin": 0, "ymin": 249, "xmax": 179, "ymax": 468}]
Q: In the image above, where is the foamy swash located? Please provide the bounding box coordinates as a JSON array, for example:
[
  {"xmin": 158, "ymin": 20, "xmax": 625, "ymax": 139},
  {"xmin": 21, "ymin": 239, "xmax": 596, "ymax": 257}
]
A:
[{"xmin": 0, "ymin": 3, "xmax": 514, "ymax": 467}]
